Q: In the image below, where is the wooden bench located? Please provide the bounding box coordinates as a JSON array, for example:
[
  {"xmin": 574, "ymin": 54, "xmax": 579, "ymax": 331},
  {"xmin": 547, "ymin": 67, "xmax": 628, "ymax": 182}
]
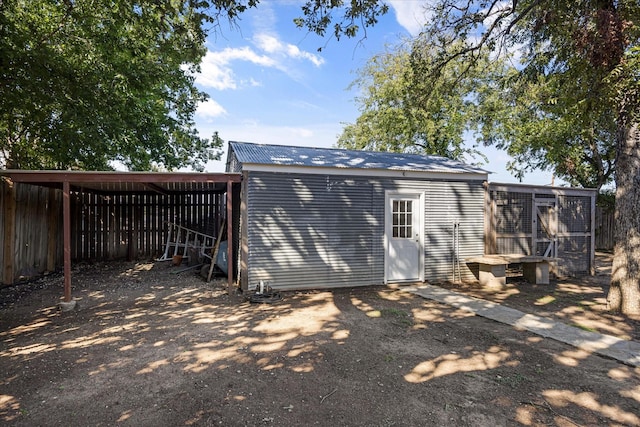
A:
[{"xmin": 465, "ymin": 254, "xmax": 556, "ymax": 287}]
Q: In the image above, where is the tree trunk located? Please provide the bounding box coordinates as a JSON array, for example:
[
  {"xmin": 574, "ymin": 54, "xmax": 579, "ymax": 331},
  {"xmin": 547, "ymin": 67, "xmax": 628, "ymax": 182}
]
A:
[{"xmin": 608, "ymin": 122, "xmax": 640, "ymax": 314}]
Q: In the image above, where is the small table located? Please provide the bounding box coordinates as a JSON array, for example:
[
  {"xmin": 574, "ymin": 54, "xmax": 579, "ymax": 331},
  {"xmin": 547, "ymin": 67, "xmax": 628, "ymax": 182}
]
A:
[{"xmin": 465, "ymin": 254, "xmax": 555, "ymax": 287}]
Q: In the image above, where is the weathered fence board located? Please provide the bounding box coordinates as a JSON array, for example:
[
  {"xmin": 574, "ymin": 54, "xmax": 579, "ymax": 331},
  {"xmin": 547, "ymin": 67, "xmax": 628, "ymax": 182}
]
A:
[
  {"xmin": 1, "ymin": 180, "xmax": 63, "ymax": 285},
  {"xmin": 595, "ymin": 207, "xmax": 614, "ymax": 250},
  {"xmin": 1, "ymin": 180, "xmax": 227, "ymax": 286},
  {"xmin": 67, "ymin": 190, "xmax": 225, "ymax": 262}
]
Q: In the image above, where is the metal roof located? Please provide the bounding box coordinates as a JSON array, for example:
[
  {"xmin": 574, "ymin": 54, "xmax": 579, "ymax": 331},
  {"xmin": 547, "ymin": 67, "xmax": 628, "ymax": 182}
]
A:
[
  {"xmin": 0, "ymin": 170, "xmax": 241, "ymax": 194},
  {"xmin": 229, "ymin": 141, "xmax": 489, "ymax": 175}
]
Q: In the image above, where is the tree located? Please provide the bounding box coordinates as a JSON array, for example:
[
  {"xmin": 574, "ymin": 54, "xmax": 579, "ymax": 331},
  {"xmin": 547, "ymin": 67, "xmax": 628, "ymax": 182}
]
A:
[
  {"xmin": 0, "ymin": 0, "xmax": 220, "ymax": 170},
  {"xmin": 337, "ymin": 41, "xmax": 488, "ymax": 161},
  {"xmin": 410, "ymin": 0, "xmax": 639, "ymax": 314},
  {"xmin": 294, "ymin": 0, "xmax": 389, "ymax": 44},
  {"xmin": 340, "ymin": 25, "xmax": 618, "ymax": 190},
  {"xmin": 474, "ymin": 60, "xmax": 618, "ymax": 190},
  {"xmin": 1, "ymin": 0, "xmax": 389, "ymax": 171}
]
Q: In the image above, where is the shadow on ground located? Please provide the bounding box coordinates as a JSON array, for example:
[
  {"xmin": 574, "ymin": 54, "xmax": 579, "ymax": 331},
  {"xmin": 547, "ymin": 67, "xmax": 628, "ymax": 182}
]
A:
[{"xmin": 1, "ymin": 256, "xmax": 639, "ymax": 426}]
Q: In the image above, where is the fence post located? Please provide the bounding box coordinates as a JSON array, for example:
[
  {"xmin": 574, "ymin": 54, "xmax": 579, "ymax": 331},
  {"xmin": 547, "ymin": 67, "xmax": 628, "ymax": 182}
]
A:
[
  {"xmin": 63, "ymin": 181, "xmax": 72, "ymax": 302},
  {"xmin": 2, "ymin": 178, "xmax": 16, "ymax": 285}
]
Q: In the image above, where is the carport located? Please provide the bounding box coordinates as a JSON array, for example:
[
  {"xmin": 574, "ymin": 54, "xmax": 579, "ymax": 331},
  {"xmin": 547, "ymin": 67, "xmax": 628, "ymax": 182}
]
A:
[{"xmin": 0, "ymin": 171, "xmax": 241, "ymax": 302}]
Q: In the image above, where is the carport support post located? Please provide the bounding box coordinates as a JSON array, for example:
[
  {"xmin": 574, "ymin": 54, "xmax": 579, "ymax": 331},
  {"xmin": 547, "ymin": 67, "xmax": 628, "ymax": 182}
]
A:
[
  {"xmin": 226, "ymin": 180, "xmax": 233, "ymax": 293},
  {"xmin": 63, "ymin": 180, "xmax": 72, "ymax": 302},
  {"xmin": 2, "ymin": 178, "xmax": 16, "ymax": 285}
]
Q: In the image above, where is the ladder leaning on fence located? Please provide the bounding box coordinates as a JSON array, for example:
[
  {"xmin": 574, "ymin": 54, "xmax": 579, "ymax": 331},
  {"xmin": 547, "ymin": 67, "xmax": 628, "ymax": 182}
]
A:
[{"xmin": 157, "ymin": 222, "xmax": 217, "ymax": 263}]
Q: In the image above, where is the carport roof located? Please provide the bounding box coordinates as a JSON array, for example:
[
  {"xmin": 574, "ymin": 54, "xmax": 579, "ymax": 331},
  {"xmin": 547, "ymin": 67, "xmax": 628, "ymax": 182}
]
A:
[
  {"xmin": 229, "ymin": 141, "xmax": 489, "ymax": 175},
  {"xmin": 0, "ymin": 170, "xmax": 241, "ymax": 194},
  {"xmin": 0, "ymin": 170, "xmax": 240, "ymax": 299}
]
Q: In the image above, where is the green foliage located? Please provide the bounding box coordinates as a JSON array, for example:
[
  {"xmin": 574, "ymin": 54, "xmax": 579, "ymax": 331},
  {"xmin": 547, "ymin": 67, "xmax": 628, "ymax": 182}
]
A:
[
  {"xmin": 0, "ymin": 0, "xmax": 222, "ymax": 170},
  {"xmin": 597, "ymin": 189, "xmax": 616, "ymax": 212},
  {"xmin": 337, "ymin": 41, "xmax": 487, "ymax": 162},
  {"xmin": 475, "ymin": 62, "xmax": 617, "ymax": 189},
  {"xmin": 341, "ymin": 0, "xmax": 639, "ymax": 190},
  {"xmin": 474, "ymin": 0, "xmax": 637, "ymax": 190},
  {"xmin": 489, "ymin": 0, "xmax": 636, "ymax": 189},
  {"xmin": 294, "ymin": 0, "xmax": 389, "ymax": 46},
  {"xmin": 409, "ymin": 0, "xmax": 640, "ymax": 314},
  {"xmin": 607, "ymin": 46, "xmax": 640, "ymax": 124},
  {"xmin": 0, "ymin": 0, "xmax": 386, "ymax": 171}
]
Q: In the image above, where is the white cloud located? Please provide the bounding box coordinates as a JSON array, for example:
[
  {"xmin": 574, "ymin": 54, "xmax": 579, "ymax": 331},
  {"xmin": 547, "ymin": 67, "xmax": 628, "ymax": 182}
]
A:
[
  {"xmin": 388, "ymin": 0, "xmax": 429, "ymax": 36},
  {"xmin": 196, "ymin": 99, "xmax": 227, "ymax": 119},
  {"xmin": 287, "ymin": 44, "xmax": 324, "ymax": 67},
  {"xmin": 284, "ymin": 126, "xmax": 315, "ymax": 138},
  {"xmin": 254, "ymin": 34, "xmax": 324, "ymax": 67},
  {"xmin": 195, "ymin": 35, "xmax": 324, "ymax": 90},
  {"xmin": 196, "ymin": 47, "xmax": 276, "ymax": 90},
  {"xmin": 254, "ymin": 33, "xmax": 282, "ymax": 53}
]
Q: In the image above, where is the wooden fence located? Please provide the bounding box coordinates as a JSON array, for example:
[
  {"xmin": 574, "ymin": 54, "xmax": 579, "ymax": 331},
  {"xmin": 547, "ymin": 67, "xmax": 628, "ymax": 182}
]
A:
[
  {"xmin": 1, "ymin": 179, "xmax": 64, "ymax": 285},
  {"xmin": 71, "ymin": 190, "xmax": 226, "ymax": 261},
  {"xmin": 1, "ymin": 179, "xmax": 227, "ymax": 286},
  {"xmin": 595, "ymin": 207, "xmax": 614, "ymax": 251}
]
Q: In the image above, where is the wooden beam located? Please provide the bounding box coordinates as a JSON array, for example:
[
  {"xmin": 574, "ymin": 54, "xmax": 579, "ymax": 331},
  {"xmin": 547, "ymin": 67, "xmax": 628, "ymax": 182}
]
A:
[
  {"xmin": 63, "ymin": 181, "xmax": 72, "ymax": 302},
  {"xmin": 141, "ymin": 182, "xmax": 170, "ymax": 195},
  {"xmin": 1, "ymin": 170, "xmax": 241, "ymax": 184},
  {"xmin": 227, "ymin": 180, "xmax": 233, "ymax": 293},
  {"xmin": 2, "ymin": 178, "xmax": 16, "ymax": 285},
  {"xmin": 207, "ymin": 222, "xmax": 225, "ymax": 283},
  {"xmin": 483, "ymin": 181, "xmax": 491, "ymax": 254}
]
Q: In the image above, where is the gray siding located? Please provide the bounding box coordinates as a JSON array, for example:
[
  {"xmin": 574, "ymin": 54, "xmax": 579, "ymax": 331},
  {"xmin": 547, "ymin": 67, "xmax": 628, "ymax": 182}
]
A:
[
  {"xmin": 424, "ymin": 181, "xmax": 485, "ymax": 282},
  {"xmin": 244, "ymin": 171, "xmax": 485, "ymax": 290},
  {"xmin": 246, "ymin": 173, "xmax": 379, "ymax": 290}
]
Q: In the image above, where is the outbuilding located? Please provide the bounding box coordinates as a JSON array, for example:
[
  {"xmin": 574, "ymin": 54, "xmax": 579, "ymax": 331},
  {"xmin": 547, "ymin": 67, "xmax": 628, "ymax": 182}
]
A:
[
  {"xmin": 1, "ymin": 142, "xmax": 597, "ymax": 300},
  {"xmin": 227, "ymin": 141, "xmax": 490, "ymax": 291}
]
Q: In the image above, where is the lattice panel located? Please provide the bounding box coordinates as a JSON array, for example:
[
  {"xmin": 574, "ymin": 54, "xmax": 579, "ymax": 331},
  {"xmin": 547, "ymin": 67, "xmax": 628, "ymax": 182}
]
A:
[
  {"xmin": 557, "ymin": 235, "xmax": 591, "ymax": 275},
  {"xmin": 493, "ymin": 191, "xmax": 532, "ymax": 234},
  {"xmin": 496, "ymin": 237, "xmax": 532, "ymax": 255},
  {"xmin": 558, "ymin": 196, "xmax": 591, "ymax": 234}
]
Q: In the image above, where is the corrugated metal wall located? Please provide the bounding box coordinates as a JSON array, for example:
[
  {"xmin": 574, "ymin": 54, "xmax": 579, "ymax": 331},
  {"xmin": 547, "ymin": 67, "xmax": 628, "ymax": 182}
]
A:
[
  {"xmin": 244, "ymin": 171, "xmax": 485, "ymax": 290},
  {"xmin": 423, "ymin": 181, "xmax": 485, "ymax": 282},
  {"xmin": 227, "ymin": 150, "xmax": 242, "ymax": 173},
  {"xmin": 246, "ymin": 173, "xmax": 379, "ymax": 289}
]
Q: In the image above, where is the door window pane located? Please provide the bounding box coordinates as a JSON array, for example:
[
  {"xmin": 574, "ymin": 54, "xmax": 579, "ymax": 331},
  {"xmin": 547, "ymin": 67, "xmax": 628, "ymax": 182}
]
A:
[{"xmin": 392, "ymin": 199, "xmax": 413, "ymax": 239}]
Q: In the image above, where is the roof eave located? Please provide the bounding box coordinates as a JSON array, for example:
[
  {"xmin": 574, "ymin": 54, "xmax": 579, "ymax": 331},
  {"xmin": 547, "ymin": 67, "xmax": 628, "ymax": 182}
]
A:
[{"xmin": 240, "ymin": 163, "xmax": 488, "ymax": 181}]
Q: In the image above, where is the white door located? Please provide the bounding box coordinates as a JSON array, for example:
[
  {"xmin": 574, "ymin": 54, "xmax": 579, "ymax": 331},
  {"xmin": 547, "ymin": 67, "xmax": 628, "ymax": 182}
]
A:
[{"xmin": 385, "ymin": 193, "xmax": 423, "ymax": 283}]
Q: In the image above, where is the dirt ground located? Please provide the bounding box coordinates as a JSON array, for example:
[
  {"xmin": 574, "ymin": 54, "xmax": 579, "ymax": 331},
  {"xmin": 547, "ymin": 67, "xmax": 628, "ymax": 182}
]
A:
[{"xmin": 1, "ymin": 253, "xmax": 639, "ymax": 426}]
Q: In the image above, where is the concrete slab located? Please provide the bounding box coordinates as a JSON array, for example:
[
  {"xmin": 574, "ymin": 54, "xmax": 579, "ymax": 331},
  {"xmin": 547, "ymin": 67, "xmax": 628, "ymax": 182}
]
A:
[{"xmin": 404, "ymin": 285, "xmax": 640, "ymax": 367}]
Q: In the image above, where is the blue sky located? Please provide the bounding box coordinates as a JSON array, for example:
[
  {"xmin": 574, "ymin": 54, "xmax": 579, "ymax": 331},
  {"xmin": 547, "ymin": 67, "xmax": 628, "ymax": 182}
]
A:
[{"xmin": 192, "ymin": 1, "xmax": 557, "ymax": 185}]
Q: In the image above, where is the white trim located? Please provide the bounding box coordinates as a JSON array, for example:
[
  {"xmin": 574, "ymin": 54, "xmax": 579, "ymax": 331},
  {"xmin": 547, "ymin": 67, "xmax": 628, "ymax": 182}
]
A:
[
  {"xmin": 384, "ymin": 190, "xmax": 425, "ymax": 284},
  {"xmin": 242, "ymin": 163, "xmax": 488, "ymax": 181}
]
